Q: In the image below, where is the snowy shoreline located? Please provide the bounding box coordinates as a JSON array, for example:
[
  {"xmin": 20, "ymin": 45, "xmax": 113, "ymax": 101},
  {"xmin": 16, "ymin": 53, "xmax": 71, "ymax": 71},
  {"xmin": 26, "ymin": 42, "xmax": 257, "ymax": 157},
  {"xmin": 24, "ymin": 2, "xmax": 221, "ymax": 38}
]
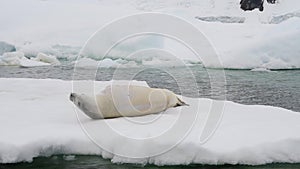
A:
[{"xmin": 0, "ymin": 78, "xmax": 300, "ymax": 165}]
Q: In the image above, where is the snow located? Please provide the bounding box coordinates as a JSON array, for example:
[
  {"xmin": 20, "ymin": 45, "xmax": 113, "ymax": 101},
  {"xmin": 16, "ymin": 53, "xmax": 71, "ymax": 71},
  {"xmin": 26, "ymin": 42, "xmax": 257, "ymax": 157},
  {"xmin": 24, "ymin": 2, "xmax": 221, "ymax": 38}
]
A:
[
  {"xmin": 1, "ymin": 0, "xmax": 300, "ymax": 69},
  {"xmin": 0, "ymin": 78, "xmax": 300, "ymax": 165},
  {"xmin": 210, "ymin": 18, "xmax": 300, "ymax": 69}
]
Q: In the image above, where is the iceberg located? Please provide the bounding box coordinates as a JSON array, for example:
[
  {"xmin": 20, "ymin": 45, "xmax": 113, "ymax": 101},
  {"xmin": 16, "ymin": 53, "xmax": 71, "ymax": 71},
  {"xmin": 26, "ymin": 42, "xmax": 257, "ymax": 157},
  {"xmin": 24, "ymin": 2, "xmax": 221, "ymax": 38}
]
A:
[
  {"xmin": 0, "ymin": 51, "xmax": 50, "ymax": 67},
  {"xmin": 0, "ymin": 41, "xmax": 16, "ymax": 55},
  {"xmin": 33, "ymin": 52, "xmax": 60, "ymax": 65},
  {"xmin": 19, "ymin": 57, "xmax": 50, "ymax": 67},
  {"xmin": 0, "ymin": 51, "xmax": 24, "ymax": 66},
  {"xmin": 74, "ymin": 58, "xmax": 121, "ymax": 68},
  {"xmin": 0, "ymin": 78, "xmax": 299, "ymax": 165}
]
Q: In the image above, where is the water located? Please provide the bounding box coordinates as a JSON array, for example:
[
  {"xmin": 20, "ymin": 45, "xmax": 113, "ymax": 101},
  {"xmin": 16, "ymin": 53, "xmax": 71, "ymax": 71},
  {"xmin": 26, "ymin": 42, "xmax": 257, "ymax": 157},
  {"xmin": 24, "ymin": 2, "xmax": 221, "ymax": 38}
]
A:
[
  {"xmin": 0, "ymin": 65, "xmax": 299, "ymax": 168},
  {"xmin": 1, "ymin": 155, "xmax": 300, "ymax": 169},
  {"xmin": 0, "ymin": 65, "xmax": 299, "ymax": 112}
]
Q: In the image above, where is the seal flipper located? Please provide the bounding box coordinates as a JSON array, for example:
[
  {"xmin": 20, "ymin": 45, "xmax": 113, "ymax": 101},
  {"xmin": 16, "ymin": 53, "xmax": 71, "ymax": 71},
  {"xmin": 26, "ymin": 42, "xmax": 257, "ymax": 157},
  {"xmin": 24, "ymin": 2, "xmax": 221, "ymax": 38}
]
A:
[{"xmin": 174, "ymin": 97, "xmax": 189, "ymax": 107}]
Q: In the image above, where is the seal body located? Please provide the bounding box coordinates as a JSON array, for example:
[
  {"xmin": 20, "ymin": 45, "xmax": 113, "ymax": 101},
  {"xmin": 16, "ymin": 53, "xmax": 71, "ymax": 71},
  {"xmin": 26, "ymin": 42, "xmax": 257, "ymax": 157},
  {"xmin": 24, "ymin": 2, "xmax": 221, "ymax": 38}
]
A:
[{"xmin": 70, "ymin": 85, "xmax": 187, "ymax": 119}]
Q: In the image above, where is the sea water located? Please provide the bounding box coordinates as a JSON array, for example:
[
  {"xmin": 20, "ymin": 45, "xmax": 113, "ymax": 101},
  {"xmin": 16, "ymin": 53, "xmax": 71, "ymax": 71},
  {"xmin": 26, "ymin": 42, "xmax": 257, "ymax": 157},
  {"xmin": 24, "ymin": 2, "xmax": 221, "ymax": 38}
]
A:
[
  {"xmin": 0, "ymin": 65, "xmax": 299, "ymax": 168},
  {"xmin": 0, "ymin": 65, "xmax": 299, "ymax": 111},
  {"xmin": 1, "ymin": 155, "xmax": 300, "ymax": 169}
]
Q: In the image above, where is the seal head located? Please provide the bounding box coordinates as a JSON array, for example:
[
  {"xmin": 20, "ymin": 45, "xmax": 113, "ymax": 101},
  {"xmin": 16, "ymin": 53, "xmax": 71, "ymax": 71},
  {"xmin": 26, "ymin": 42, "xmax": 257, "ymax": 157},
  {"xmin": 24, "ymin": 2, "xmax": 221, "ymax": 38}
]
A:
[{"xmin": 70, "ymin": 93, "xmax": 103, "ymax": 119}]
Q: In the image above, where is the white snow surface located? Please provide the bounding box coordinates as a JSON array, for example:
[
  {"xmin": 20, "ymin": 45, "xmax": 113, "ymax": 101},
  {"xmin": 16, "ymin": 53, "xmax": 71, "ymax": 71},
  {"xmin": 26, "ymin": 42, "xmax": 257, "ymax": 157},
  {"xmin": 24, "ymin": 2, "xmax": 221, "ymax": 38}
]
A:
[
  {"xmin": 0, "ymin": 78, "xmax": 300, "ymax": 165},
  {"xmin": 1, "ymin": 0, "xmax": 300, "ymax": 69}
]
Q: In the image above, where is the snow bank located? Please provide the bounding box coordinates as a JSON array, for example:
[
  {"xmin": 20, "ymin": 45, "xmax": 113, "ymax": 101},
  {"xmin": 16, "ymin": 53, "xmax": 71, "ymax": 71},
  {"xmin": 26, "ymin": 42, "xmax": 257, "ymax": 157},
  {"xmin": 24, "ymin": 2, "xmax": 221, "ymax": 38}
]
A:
[
  {"xmin": 1, "ymin": 0, "xmax": 300, "ymax": 69},
  {"xmin": 191, "ymin": 17, "xmax": 300, "ymax": 69},
  {"xmin": 221, "ymin": 18, "xmax": 300, "ymax": 69},
  {"xmin": 76, "ymin": 16, "xmax": 300, "ymax": 69},
  {"xmin": 0, "ymin": 78, "xmax": 300, "ymax": 165}
]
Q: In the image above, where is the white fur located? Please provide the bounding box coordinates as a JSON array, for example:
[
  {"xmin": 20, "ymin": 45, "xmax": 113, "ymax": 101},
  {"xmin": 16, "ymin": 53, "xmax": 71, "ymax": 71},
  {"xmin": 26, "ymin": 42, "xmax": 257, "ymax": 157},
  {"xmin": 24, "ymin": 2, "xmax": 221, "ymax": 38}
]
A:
[{"xmin": 70, "ymin": 85, "xmax": 187, "ymax": 119}]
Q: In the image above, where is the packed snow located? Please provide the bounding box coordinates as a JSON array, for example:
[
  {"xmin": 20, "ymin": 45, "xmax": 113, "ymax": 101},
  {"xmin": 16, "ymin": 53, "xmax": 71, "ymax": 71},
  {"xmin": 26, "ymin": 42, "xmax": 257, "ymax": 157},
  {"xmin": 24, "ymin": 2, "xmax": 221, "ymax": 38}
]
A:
[
  {"xmin": 1, "ymin": 0, "xmax": 300, "ymax": 69},
  {"xmin": 0, "ymin": 78, "xmax": 300, "ymax": 165}
]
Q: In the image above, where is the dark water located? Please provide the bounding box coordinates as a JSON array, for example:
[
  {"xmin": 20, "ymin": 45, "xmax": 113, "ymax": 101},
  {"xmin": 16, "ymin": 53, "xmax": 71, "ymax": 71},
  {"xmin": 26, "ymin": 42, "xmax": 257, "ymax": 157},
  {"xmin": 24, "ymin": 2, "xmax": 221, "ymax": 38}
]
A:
[
  {"xmin": 0, "ymin": 65, "xmax": 299, "ymax": 112},
  {"xmin": 0, "ymin": 65, "xmax": 299, "ymax": 168},
  {"xmin": 1, "ymin": 155, "xmax": 300, "ymax": 169}
]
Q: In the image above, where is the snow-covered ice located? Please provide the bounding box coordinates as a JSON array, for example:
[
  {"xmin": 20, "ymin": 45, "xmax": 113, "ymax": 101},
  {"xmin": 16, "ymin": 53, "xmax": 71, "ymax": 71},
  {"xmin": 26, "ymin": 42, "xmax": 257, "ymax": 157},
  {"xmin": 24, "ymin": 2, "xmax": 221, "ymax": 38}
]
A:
[
  {"xmin": 33, "ymin": 53, "xmax": 60, "ymax": 65},
  {"xmin": 0, "ymin": 78, "xmax": 300, "ymax": 165},
  {"xmin": 74, "ymin": 58, "xmax": 122, "ymax": 69},
  {"xmin": 0, "ymin": 51, "xmax": 51, "ymax": 67},
  {"xmin": 1, "ymin": 0, "xmax": 300, "ymax": 165},
  {"xmin": 1, "ymin": 0, "xmax": 300, "ymax": 69},
  {"xmin": 19, "ymin": 57, "xmax": 50, "ymax": 67},
  {"xmin": 0, "ymin": 52, "xmax": 25, "ymax": 66}
]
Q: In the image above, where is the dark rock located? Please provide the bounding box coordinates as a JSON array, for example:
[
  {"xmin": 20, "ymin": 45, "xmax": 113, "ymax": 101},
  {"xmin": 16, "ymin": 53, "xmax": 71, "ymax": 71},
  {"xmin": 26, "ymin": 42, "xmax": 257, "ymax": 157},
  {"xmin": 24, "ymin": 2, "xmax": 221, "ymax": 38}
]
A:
[
  {"xmin": 267, "ymin": 0, "xmax": 276, "ymax": 4},
  {"xmin": 240, "ymin": 0, "xmax": 264, "ymax": 12}
]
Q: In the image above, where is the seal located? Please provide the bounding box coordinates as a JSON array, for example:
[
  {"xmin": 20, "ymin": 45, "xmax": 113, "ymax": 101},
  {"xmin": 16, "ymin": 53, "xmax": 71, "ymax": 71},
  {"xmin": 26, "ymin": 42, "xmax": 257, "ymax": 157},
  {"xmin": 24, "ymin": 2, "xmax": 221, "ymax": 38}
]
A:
[{"xmin": 70, "ymin": 85, "xmax": 188, "ymax": 119}]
